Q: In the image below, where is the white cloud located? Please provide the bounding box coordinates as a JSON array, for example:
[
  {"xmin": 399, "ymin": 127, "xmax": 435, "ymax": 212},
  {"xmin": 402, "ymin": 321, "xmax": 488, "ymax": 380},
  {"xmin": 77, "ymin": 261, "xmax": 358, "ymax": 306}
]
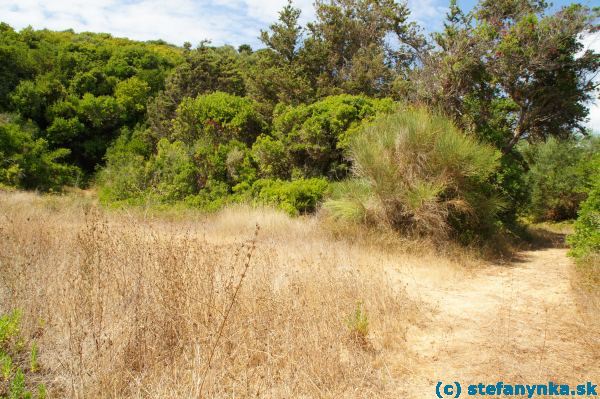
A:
[
  {"xmin": 407, "ymin": 0, "xmax": 447, "ymax": 32},
  {"xmin": 0, "ymin": 0, "xmax": 316, "ymax": 47}
]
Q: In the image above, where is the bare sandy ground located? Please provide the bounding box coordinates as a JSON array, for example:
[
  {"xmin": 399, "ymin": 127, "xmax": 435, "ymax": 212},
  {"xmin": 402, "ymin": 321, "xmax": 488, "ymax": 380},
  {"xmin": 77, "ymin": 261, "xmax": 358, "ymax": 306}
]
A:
[{"xmin": 392, "ymin": 247, "xmax": 599, "ymax": 398}]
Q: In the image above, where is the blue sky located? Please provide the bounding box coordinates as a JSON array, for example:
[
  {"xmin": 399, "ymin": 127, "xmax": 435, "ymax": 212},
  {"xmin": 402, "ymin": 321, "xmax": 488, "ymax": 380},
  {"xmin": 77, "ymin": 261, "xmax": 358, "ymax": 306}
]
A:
[
  {"xmin": 0, "ymin": 0, "xmax": 598, "ymax": 130},
  {"xmin": 1, "ymin": 0, "xmax": 595, "ymax": 48}
]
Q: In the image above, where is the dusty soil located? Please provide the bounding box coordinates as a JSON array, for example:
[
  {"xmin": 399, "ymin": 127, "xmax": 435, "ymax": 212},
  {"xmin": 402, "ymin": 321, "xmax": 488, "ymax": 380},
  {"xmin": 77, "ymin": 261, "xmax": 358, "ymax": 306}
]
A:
[{"xmin": 393, "ymin": 247, "xmax": 599, "ymax": 397}]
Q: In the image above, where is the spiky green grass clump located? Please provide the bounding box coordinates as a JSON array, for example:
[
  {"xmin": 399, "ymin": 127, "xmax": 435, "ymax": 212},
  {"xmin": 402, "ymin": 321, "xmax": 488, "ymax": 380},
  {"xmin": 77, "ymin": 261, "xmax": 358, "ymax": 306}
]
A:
[{"xmin": 325, "ymin": 107, "xmax": 503, "ymax": 239}]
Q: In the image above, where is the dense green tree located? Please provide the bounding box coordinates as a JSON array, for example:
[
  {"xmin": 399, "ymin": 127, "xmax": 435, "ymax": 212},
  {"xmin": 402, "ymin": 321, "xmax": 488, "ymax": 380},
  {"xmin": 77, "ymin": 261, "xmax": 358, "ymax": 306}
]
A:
[
  {"xmin": 522, "ymin": 136, "xmax": 599, "ymax": 221},
  {"xmin": 0, "ymin": 24, "xmax": 37, "ymax": 110},
  {"xmin": 254, "ymin": 95, "xmax": 394, "ymax": 179},
  {"xmin": 0, "ymin": 25, "xmax": 182, "ymax": 177},
  {"xmin": 419, "ymin": 0, "xmax": 599, "ymax": 152},
  {"xmin": 0, "ymin": 114, "xmax": 80, "ymax": 190},
  {"xmin": 147, "ymin": 45, "xmax": 245, "ymax": 138},
  {"xmin": 307, "ymin": 0, "xmax": 427, "ymax": 96},
  {"xmin": 260, "ymin": 1, "xmax": 302, "ymax": 64}
]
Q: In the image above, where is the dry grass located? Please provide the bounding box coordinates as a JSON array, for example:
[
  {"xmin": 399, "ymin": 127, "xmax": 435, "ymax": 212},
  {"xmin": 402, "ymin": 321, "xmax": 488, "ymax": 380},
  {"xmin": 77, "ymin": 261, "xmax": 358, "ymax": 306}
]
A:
[
  {"xmin": 3, "ymin": 190, "xmax": 595, "ymax": 399},
  {"xmin": 0, "ymin": 190, "xmax": 434, "ymax": 398}
]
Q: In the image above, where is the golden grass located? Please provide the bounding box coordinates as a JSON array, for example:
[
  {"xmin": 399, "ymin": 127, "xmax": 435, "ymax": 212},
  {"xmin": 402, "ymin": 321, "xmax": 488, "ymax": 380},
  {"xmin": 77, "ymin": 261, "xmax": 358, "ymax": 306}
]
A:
[
  {"xmin": 0, "ymin": 190, "xmax": 437, "ymax": 398},
  {"xmin": 4, "ymin": 191, "xmax": 596, "ymax": 398}
]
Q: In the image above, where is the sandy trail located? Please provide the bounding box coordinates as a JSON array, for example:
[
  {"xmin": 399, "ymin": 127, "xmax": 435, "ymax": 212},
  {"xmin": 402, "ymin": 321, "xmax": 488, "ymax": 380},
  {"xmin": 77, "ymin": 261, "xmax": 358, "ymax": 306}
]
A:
[{"xmin": 392, "ymin": 247, "xmax": 599, "ymax": 398}]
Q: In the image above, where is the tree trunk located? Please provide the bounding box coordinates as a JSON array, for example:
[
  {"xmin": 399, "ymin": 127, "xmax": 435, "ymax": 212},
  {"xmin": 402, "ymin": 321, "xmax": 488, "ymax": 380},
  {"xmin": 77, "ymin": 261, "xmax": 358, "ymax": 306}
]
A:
[
  {"xmin": 502, "ymin": 128, "xmax": 522, "ymax": 154},
  {"xmin": 502, "ymin": 105, "xmax": 527, "ymax": 155}
]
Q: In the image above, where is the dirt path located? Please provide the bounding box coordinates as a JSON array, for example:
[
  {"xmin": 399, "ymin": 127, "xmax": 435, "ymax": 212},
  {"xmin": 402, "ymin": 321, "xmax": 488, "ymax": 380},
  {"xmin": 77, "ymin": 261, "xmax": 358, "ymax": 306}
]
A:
[{"xmin": 393, "ymin": 247, "xmax": 599, "ymax": 398}]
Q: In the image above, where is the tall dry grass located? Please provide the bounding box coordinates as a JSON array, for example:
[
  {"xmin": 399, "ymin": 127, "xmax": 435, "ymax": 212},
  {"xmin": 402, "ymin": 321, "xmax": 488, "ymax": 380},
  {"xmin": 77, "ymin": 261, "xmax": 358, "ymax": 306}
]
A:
[{"xmin": 0, "ymin": 191, "xmax": 425, "ymax": 398}]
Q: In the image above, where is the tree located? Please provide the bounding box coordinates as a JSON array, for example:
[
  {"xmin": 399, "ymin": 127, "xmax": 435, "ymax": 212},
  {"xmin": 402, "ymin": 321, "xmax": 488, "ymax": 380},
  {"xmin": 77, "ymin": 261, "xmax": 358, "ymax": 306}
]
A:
[
  {"xmin": 420, "ymin": 0, "xmax": 599, "ymax": 153},
  {"xmin": 307, "ymin": 0, "xmax": 427, "ymax": 96},
  {"xmin": 246, "ymin": 3, "xmax": 315, "ymax": 116},
  {"xmin": 479, "ymin": 2, "xmax": 600, "ymax": 153},
  {"xmin": 260, "ymin": 1, "xmax": 302, "ymax": 63},
  {"xmin": 147, "ymin": 45, "xmax": 245, "ymax": 138}
]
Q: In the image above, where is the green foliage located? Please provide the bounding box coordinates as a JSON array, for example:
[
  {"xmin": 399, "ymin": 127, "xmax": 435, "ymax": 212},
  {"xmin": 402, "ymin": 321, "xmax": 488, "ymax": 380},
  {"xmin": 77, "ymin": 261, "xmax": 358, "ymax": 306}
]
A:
[
  {"xmin": 28, "ymin": 344, "xmax": 37, "ymax": 374},
  {"xmin": 0, "ymin": 310, "xmax": 46, "ymax": 399},
  {"xmin": 10, "ymin": 76, "xmax": 65, "ymax": 128},
  {"xmin": 1, "ymin": 25, "xmax": 182, "ymax": 179},
  {"xmin": 0, "ymin": 311, "xmax": 21, "ymax": 346},
  {"xmin": 263, "ymin": 95, "xmax": 394, "ymax": 179},
  {"xmin": 0, "ymin": 115, "xmax": 80, "ymax": 191},
  {"xmin": 0, "ymin": 23, "xmax": 36, "ymax": 109},
  {"xmin": 114, "ymin": 76, "xmax": 150, "ymax": 117},
  {"xmin": 97, "ymin": 127, "xmax": 152, "ymax": 203},
  {"xmin": 147, "ymin": 45, "xmax": 245, "ymax": 137},
  {"xmin": 325, "ymin": 107, "xmax": 503, "ymax": 239},
  {"xmin": 522, "ymin": 137, "xmax": 597, "ymax": 221},
  {"xmin": 251, "ymin": 135, "xmax": 290, "ymax": 179},
  {"xmin": 170, "ymin": 92, "xmax": 266, "ymax": 146},
  {"xmin": 147, "ymin": 139, "xmax": 197, "ymax": 202},
  {"xmin": 249, "ymin": 178, "xmax": 329, "ymax": 215},
  {"xmin": 568, "ymin": 152, "xmax": 600, "ymax": 261},
  {"xmin": 421, "ymin": 0, "xmax": 598, "ymax": 153}
]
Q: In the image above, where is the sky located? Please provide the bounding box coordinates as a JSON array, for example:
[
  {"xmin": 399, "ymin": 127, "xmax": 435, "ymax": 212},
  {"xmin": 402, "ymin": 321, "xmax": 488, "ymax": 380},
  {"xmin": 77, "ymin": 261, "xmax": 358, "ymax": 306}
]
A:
[{"xmin": 0, "ymin": 0, "xmax": 598, "ymax": 131}]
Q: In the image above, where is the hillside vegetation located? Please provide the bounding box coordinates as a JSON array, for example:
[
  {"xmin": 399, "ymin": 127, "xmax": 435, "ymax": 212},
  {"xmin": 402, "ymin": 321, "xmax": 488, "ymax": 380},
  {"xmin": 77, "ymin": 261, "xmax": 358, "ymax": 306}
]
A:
[
  {"xmin": 0, "ymin": 1, "xmax": 598, "ymax": 245},
  {"xmin": 0, "ymin": 0, "xmax": 599, "ymax": 397}
]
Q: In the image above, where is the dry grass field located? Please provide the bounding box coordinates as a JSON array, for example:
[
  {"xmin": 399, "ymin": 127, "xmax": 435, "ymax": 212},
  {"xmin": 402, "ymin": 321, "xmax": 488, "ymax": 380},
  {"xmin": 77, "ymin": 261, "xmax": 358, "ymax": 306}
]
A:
[{"xmin": 1, "ymin": 190, "xmax": 598, "ymax": 398}]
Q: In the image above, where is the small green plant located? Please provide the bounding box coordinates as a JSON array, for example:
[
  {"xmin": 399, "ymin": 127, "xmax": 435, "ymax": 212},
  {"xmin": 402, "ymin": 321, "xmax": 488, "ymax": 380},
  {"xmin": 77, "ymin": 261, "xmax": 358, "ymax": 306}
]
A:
[
  {"xmin": 28, "ymin": 343, "xmax": 38, "ymax": 374},
  {"xmin": 346, "ymin": 301, "xmax": 369, "ymax": 345},
  {"xmin": 0, "ymin": 354, "xmax": 12, "ymax": 381},
  {"xmin": 0, "ymin": 310, "xmax": 46, "ymax": 399},
  {"xmin": 0, "ymin": 311, "xmax": 21, "ymax": 346},
  {"xmin": 36, "ymin": 385, "xmax": 46, "ymax": 399},
  {"xmin": 8, "ymin": 369, "xmax": 25, "ymax": 399}
]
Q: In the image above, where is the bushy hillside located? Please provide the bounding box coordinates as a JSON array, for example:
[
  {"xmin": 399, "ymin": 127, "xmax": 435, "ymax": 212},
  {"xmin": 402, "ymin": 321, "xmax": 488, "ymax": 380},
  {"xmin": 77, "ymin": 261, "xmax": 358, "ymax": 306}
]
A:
[{"xmin": 0, "ymin": 0, "xmax": 598, "ymax": 245}]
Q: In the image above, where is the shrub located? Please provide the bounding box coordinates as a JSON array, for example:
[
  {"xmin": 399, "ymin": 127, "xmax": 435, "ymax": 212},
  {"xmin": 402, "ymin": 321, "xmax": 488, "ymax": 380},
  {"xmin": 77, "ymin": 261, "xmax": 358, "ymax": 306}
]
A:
[
  {"xmin": 568, "ymin": 152, "xmax": 600, "ymax": 261},
  {"xmin": 193, "ymin": 140, "xmax": 257, "ymax": 193},
  {"xmin": 98, "ymin": 127, "xmax": 153, "ymax": 202},
  {"xmin": 0, "ymin": 116, "xmax": 80, "ymax": 191},
  {"xmin": 114, "ymin": 76, "xmax": 150, "ymax": 117},
  {"xmin": 147, "ymin": 139, "xmax": 197, "ymax": 202},
  {"xmin": 251, "ymin": 135, "xmax": 290, "ymax": 179},
  {"xmin": 325, "ymin": 107, "xmax": 503, "ymax": 239},
  {"xmin": 262, "ymin": 95, "xmax": 394, "ymax": 179},
  {"xmin": 522, "ymin": 137, "xmax": 597, "ymax": 221},
  {"xmin": 250, "ymin": 178, "xmax": 329, "ymax": 215},
  {"xmin": 170, "ymin": 92, "xmax": 266, "ymax": 146}
]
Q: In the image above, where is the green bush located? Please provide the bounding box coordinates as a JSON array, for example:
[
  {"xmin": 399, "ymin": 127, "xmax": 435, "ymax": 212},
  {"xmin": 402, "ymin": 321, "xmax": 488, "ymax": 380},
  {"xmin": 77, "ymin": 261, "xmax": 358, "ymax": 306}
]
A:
[
  {"xmin": 250, "ymin": 178, "xmax": 329, "ymax": 215},
  {"xmin": 170, "ymin": 92, "xmax": 266, "ymax": 146},
  {"xmin": 147, "ymin": 139, "xmax": 197, "ymax": 202},
  {"xmin": 114, "ymin": 76, "xmax": 150, "ymax": 118},
  {"xmin": 522, "ymin": 137, "xmax": 597, "ymax": 221},
  {"xmin": 193, "ymin": 140, "xmax": 257, "ymax": 193},
  {"xmin": 568, "ymin": 152, "xmax": 600, "ymax": 261},
  {"xmin": 97, "ymin": 126, "xmax": 154, "ymax": 203},
  {"xmin": 259, "ymin": 95, "xmax": 394, "ymax": 179},
  {"xmin": 251, "ymin": 135, "xmax": 290, "ymax": 179},
  {"xmin": 324, "ymin": 107, "xmax": 503, "ymax": 239},
  {"xmin": 0, "ymin": 116, "xmax": 80, "ymax": 191}
]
